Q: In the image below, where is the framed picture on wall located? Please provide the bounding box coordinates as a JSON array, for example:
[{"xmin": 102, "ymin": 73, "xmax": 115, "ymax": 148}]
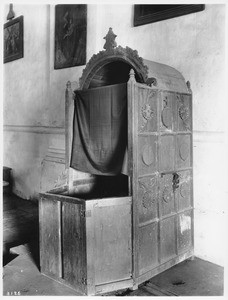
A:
[
  {"xmin": 54, "ymin": 4, "xmax": 87, "ymax": 69},
  {"xmin": 134, "ymin": 4, "xmax": 205, "ymax": 26},
  {"xmin": 4, "ymin": 16, "xmax": 24, "ymax": 63}
]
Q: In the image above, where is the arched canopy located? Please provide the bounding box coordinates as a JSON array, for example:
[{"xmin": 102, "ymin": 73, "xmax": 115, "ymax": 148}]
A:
[
  {"xmin": 79, "ymin": 46, "xmax": 149, "ymax": 89},
  {"xmin": 78, "ymin": 27, "xmax": 189, "ymax": 93}
]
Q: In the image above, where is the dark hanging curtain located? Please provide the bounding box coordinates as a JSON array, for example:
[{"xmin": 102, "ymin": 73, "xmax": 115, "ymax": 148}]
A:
[{"xmin": 70, "ymin": 83, "xmax": 128, "ymax": 175}]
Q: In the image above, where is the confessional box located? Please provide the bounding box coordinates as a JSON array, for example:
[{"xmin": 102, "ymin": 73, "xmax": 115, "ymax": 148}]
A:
[{"xmin": 39, "ymin": 31, "xmax": 193, "ymax": 296}]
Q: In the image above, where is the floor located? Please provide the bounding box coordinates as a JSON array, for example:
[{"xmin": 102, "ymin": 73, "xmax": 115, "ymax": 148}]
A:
[{"xmin": 2, "ymin": 193, "xmax": 224, "ymax": 296}]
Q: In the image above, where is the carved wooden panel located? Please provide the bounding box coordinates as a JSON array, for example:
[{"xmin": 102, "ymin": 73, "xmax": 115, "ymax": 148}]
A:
[
  {"xmin": 62, "ymin": 202, "xmax": 86, "ymax": 291},
  {"xmin": 177, "ymin": 211, "xmax": 192, "ymax": 254},
  {"xmin": 176, "ymin": 93, "xmax": 192, "ymax": 132},
  {"xmin": 138, "ymin": 222, "xmax": 158, "ymax": 275},
  {"xmin": 138, "ymin": 88, "xmax": 158, "ymax": 133},
  {"xmin": 129, "ymin": 80, "xmax": 193, "ymax": 284},
  {"xmin": 40, "ymin": 198, "xmax": 61, "ymax": 278},
  {"xmin": 159, "ymin": 135, "xmax": 175, "ymax": 172},
  {"xmin": 160, "ymin": 216, "xmax": 176, "ymax": 263},
  {"xmin": 176, "ymin": 134, "xmax": 191, "ymax": 169},
  {"xmin": 138, "ymin": 135, "xmax": 158, "ymax": 175},
  {"xmin": 175, "ymin": 170, "xmax": 192, "ymax": 211},
  {"xmin": 159, "ymin": 173, "xmax": 175, "ymax": 217},
  {"xmin": 160, "ymin": 92, "xmax": 176, "ymax": 132},
  {"xmin": 94, "ymin": 202, "xmax": 132, "ymax": 285},
  {"xmin": 138, "ymin": 176, "xmax": 158, "ymax": 224}
]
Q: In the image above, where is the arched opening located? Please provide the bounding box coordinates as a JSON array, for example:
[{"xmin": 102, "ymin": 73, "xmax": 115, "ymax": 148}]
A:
[
  {"xmin": 74, "ymin": 46, "xmax": 149, "ymax": 197},
  {"xmin": 73, "ymin": 60, "xmax": 135, "ymax": 198},
  {"xmin": 79, "ymin": 46, "xmax": 148, "ymax": 89},
  {"xmin": 88, "ymin": 61, "xmax": 141, "ymax": 89}
]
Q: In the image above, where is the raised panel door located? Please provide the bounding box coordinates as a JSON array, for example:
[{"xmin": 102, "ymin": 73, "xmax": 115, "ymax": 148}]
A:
[{"xmin": 128, "ymin": 79, "xmax": 193, "ymax": 285}]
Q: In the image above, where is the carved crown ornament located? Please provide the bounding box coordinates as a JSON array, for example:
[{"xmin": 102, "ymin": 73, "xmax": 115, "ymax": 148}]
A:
[{"xmin": 79, "ymin": 28, "xmax": 149, "ymax": 89}]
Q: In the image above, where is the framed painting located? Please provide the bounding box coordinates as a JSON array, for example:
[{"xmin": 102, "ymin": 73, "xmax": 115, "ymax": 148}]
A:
[
  {"xmin": 134, "ymin": 4, "xmax": 205, "ymax": 26},
  {"xmin": 4, "ymin": 16, "xmax": 24, "ymax": 63},
  {"xmin": 54, "ymin": 4, "xmax": 87, "ymax": 69}
]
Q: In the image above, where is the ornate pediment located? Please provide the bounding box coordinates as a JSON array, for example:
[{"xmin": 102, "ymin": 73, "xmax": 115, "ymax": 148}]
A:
[{"xmin": 79, "ymin": 28, "xmax": 148, "ymax": 89}]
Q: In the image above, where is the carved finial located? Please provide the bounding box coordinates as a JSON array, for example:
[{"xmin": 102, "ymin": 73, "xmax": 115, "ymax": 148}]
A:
[
  {"xmin": 7, "ymin": 4, "xmax": 15, "ymax": 21},
  {"xmin": 128, "ymin": 69, "xmax": 136, "ymax": 82},
  {"xmin": 186, "ymin": 81, "xmax": 192, "ymax": 93},
  {"xmin": 103, "ymin": 27, "xmax": 117, "ymax": 51},
  {"xmin": 129, "ymin": 68, "xmax": 135, "ymax": 77}
]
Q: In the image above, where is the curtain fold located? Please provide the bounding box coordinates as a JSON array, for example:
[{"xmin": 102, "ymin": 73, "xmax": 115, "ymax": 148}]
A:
[{"xmin": 70, "ymin": 83, "xmax": 128, "ymax": 175}]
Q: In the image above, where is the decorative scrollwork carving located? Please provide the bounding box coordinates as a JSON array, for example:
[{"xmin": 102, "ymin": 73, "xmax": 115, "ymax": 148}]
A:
[
  {"xmin": 79, "ymin": 40, "xmax": 149, "ymax": 89},
  {"xmin": 142, "ymin": 104, "xmax": 153, "ymax": 121},
  {"xmin": 179, "ymin": 105, "xmax": 189, "ymax": 122},
  {"xmin": 139, "ymin": 178, "xmax": 156, "ymax": 209},
  {"xmin": 140, "ymin": 90, "xmax": 156, "ymax": 131},
  {"xmin": 178, "ymin": 94, "xmax": 190, "ymax": 130}
]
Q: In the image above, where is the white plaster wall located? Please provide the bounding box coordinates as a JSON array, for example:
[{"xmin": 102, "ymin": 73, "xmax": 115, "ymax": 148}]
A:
[
  {"xmin": 193, "ymin": 134, "xmax": 227, "ymax": 266},
  {"xmin": 3, "ymin": 4, "xmax": 227, "ymax": 265},
  {"xmin": 3, "ymin": 5, "xmax": 53, "ymax": 199},
  {"xmin": 4, "ymin": 130, "xmax": 51, "ymax": 199},
  {"xmin": 3, "ymin": 4, "xmax": 99, "ymax": 197},
  {"xmin": 3, "ymin": 5, "xmax": 50, "ymax": 126}
]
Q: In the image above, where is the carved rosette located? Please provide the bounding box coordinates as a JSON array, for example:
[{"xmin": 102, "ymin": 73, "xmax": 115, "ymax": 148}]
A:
[
  {"xmin": 179, "ymin": 105, "xmax": 189, "ymax": 122},
  {"xmin": 141, "ymin": 104, "xmax": 153, "ymax": 130},
  {"xmin": 140, "ymin": 90, "xmax": 156, "ymax": 131},
  {"xmin": 139, "ymin": 177, "xmax": 156, "ymax": 210},
  {"xmin": 142, "ymin": 104, "xmax": 153, "ymax": 121},
  {"xmin": 79, "ymin": 45, "xmax": 148, "ymax": 89}
]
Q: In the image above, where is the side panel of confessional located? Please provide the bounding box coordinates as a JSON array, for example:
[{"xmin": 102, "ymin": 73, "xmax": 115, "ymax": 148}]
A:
[{"xmin": 128, "ymin": 72, "xmax": 194, "ymax": 286}]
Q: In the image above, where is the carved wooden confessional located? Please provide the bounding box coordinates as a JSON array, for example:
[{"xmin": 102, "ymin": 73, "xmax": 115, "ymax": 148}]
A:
[{"xmin": 39, "ymin": 28, "xmax": 193, "ymax": 295}]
